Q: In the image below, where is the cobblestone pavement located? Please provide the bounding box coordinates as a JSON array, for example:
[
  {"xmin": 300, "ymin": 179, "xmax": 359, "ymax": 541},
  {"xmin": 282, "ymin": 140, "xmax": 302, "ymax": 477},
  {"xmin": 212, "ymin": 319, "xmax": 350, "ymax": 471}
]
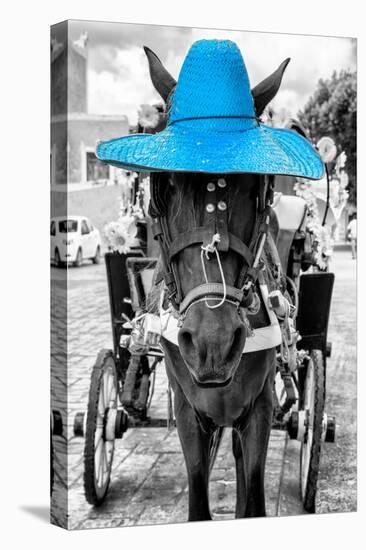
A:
[
  {"xmin": 50, "ymin": 248, "xmax": 356, "ymax": 529},
  {"xmin": 316, "ymin": 249, "xmax": 357, "ymax": 513}
]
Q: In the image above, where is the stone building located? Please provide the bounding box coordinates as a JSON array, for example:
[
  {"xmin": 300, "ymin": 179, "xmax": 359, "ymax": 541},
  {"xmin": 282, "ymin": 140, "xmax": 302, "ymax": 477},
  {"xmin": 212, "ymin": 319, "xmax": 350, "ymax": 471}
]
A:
[{"xmin": 51, "ymin": 23, "xmax": 129, "ymax": 187}]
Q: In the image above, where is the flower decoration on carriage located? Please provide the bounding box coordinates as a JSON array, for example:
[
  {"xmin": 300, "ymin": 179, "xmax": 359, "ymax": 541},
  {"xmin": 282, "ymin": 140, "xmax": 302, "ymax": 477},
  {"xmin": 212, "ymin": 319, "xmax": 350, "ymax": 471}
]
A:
[
  {"xmin": 137, "ymin": 104, "xmax": 160, "ymax": 129},
  {"xmin": 104, "ymin": 216, "xmax": 137, "ymax": 254},
  {"xmin": 114, "ymin": 169, "xmax": 138, "ymax": 199},
  {"xmin": 120, "ymin": 170, "xmax": 138, "ymax": 187},
  {"xmin": 139, "ymin": 175, "xmax": 151, "ymax": 214},
  {"xmin": 294, "ymin": 177, "xmax": 334, "ymax": 270},
  {"xmin": 104, "ymin": 196, "xmax": 142, "ymax": 254},
  {"xmin": 307, "ymin": 222, "xmax": 333, "ymax": 271}
]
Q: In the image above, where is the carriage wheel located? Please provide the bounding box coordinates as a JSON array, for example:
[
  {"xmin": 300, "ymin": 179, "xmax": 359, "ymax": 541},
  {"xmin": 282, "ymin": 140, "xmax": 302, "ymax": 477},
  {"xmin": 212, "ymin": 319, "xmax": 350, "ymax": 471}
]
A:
[
  {"xmin": 300, "ymin": 349, "xmax": 325, "ymax": 513},
  {"xmin": 84, "ymin": 350, "xmax": 118, "ymax": 506}
]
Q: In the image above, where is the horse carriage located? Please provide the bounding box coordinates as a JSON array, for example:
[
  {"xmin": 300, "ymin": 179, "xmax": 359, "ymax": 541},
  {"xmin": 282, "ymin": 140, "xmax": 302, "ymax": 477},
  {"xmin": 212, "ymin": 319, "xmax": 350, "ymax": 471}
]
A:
[
  {"xmin": 73, "ymin": 190, "xmax": 335, "ymax": 513},
  {"xmin": 72, "ymin": 39, "xmax": 336, "ymax": 519}
]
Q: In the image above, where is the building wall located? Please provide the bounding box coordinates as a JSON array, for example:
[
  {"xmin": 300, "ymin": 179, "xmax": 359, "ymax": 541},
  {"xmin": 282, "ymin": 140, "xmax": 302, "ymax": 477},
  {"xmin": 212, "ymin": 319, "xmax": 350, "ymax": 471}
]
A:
[
  {"xmin": 68, "ymin": 44, "xmax": 87, "ymax": 114},
  {"xmin": 51, "ymin": 22, "xmax": 68, "ymax": 116},
  {"xmin": 51, "ymin": 119, "xmax": 68, "ymax": 185},
  {"xmin": 51, "ymin": 115, "xmax": 128, "ymax": 186},
  {"xmin": 51, "ymin": 24, "xmax": 129, "ymax": 191},
  {"xmin": 51, "ymin": 27, "xmax": 87, "ymax": 116},
  {"xmin": 67, "ymin": 116, "xmax": 128, "ymax": 184}
]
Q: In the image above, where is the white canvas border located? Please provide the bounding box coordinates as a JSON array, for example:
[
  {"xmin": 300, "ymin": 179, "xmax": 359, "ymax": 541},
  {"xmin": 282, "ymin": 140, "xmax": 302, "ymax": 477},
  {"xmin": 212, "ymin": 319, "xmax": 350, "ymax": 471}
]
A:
[{"xmin": 1, "ymin": 1, "xmax": 363, "ymax": 549}]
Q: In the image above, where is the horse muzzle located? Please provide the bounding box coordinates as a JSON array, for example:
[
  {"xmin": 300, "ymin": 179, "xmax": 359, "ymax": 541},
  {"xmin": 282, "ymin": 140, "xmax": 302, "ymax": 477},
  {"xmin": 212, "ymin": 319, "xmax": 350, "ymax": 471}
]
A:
[{"xmin": 178, "ymin": 302, "xmax": 246, "ymax": 388}]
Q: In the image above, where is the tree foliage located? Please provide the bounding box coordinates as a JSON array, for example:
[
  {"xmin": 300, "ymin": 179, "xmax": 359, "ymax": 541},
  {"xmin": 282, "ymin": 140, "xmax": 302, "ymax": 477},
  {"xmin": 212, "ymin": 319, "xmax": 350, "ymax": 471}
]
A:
[{"xmin": 298, "ymin": 70, "xmax": 357, "ymax": 204}]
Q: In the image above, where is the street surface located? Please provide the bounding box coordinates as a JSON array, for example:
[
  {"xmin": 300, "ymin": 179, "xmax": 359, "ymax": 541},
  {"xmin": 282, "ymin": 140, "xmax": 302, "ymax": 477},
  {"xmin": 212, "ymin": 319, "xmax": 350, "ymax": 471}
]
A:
[{"xmin": 50, "ymin": 248, "xmax": 356, "ymax": 529}]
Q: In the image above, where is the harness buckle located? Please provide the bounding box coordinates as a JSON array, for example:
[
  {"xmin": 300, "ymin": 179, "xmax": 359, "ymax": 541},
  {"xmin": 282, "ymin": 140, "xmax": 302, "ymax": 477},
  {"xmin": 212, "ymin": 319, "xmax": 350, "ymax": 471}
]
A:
[
  {"xmin": 201, "ymin": 233, "xmax": 221, "ymax": 260},
  {"xmin": 242, "ymin": 280, "xmax": 253, "ymax": 292}
]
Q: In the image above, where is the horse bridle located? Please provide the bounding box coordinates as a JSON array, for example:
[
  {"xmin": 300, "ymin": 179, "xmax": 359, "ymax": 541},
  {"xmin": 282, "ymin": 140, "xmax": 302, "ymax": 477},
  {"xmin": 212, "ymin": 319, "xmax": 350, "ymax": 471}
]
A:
[{"xmin": 149, "ymin": 172, "xmax": 274, "ymax": 322}]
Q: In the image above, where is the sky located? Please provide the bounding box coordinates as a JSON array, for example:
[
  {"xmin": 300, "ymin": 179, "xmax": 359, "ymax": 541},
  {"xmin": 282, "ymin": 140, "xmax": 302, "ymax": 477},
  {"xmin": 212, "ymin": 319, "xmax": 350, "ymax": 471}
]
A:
[{"xmin": 64, "ymin": 20, "xmax": 357, "ymax": 125}]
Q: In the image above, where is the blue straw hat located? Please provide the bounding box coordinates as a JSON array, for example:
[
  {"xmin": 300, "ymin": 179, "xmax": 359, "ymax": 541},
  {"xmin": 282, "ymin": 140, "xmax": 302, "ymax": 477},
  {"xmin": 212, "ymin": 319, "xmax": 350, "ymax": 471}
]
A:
[{"xmin": 96, "ymin": 40, "xmax": 324, "ymax": 179}]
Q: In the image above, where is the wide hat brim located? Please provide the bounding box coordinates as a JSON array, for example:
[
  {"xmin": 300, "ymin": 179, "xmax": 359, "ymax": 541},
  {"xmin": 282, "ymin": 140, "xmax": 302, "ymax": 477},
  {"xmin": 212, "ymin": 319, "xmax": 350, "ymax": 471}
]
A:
[{"xmin": 96, "ymin": 123, "xmax": 324, "ymax": 180}]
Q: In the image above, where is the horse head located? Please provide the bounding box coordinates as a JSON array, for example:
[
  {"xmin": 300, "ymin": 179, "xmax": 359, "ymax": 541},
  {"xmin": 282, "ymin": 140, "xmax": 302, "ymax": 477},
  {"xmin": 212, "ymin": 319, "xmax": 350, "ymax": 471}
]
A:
[
  {"xmin": 157, "ymin": 172, "xmax": 259, "ymax": 386},
  {"xmin": 145, "ymin": 46, "xmax": 290, "ymax": 387}
]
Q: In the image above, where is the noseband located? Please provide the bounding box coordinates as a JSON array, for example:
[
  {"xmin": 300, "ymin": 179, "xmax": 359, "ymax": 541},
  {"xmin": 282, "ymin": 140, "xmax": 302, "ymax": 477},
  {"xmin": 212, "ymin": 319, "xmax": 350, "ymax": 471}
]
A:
[{"xmin": 149, "ymin": 173, "xmax": 274, "ymax": 322}]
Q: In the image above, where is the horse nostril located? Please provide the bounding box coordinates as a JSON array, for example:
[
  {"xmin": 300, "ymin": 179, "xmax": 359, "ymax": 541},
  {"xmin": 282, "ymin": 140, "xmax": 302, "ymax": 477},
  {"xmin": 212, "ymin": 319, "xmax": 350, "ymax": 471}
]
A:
[
  {"xmin": 179, "ymin": 329, "xmax": 207, "ymax": 363},
  {"xmin": 179, "ymin": 329, "xmax": 193, "ymax": 350}
]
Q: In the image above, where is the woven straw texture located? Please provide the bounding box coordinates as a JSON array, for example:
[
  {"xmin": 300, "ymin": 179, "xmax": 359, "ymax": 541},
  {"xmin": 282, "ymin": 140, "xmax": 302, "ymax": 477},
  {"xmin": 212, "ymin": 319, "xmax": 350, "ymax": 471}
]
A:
[{"xmin": 96, "ymin": 40, "xmax": 324, "ymax": 179}]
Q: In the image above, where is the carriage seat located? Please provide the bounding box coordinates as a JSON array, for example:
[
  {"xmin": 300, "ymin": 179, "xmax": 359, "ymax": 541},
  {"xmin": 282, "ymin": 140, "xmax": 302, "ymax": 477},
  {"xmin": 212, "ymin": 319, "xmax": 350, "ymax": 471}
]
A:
[{"xmin": 272, "ymin": 194, "xmax": 307, "ymax": 274}]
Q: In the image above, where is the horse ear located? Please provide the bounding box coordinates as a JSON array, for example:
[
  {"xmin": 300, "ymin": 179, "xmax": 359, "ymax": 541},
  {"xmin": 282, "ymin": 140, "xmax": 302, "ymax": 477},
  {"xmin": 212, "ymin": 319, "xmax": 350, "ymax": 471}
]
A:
[
  {"xmin": 251, "ymin": 58, "xmax": 291, "ymax": 117},
  {"xmin": 143, "ymin": 46, "xmax": 176, "ymax": 103}
]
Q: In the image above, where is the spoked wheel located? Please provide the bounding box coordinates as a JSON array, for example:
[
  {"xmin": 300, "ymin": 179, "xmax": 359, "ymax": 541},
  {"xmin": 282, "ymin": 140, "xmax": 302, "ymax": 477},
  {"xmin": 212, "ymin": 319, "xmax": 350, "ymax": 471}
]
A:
[
  {"xmin": 84, "ymin": 349, "xmax": 119, "ymax": 506},
  {"xmin": 300, "ymin": 349, "xmax": 325, "ymax": 513}
]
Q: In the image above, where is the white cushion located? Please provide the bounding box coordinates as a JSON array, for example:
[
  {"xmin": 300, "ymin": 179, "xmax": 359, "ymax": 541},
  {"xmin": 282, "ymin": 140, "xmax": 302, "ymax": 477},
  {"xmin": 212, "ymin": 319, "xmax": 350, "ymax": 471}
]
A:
[{"xmin": 273, "ymin": 194, "xmax": 307, "ymax": 232}]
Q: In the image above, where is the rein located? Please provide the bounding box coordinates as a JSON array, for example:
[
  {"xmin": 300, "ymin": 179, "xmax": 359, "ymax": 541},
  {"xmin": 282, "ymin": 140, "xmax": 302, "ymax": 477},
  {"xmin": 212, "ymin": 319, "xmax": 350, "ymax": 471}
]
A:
[{"xmin": 149, "ymin": 173, "xmax": 274, "ymax": 322}]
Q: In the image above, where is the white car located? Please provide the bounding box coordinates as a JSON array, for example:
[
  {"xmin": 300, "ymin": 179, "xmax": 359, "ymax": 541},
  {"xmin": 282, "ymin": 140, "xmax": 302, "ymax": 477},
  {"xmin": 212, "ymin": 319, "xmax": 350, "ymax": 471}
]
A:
[{"xmin": 51, "ymin": 216, "xmax": 102, "ymax": 267}]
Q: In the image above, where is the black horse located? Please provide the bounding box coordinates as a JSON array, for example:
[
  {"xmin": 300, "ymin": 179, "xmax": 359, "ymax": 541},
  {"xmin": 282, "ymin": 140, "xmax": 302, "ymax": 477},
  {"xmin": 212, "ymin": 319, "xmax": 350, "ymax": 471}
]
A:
[{"xmin": 145, "ymin": 46, "xmax": 289, "ymax": 521}]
